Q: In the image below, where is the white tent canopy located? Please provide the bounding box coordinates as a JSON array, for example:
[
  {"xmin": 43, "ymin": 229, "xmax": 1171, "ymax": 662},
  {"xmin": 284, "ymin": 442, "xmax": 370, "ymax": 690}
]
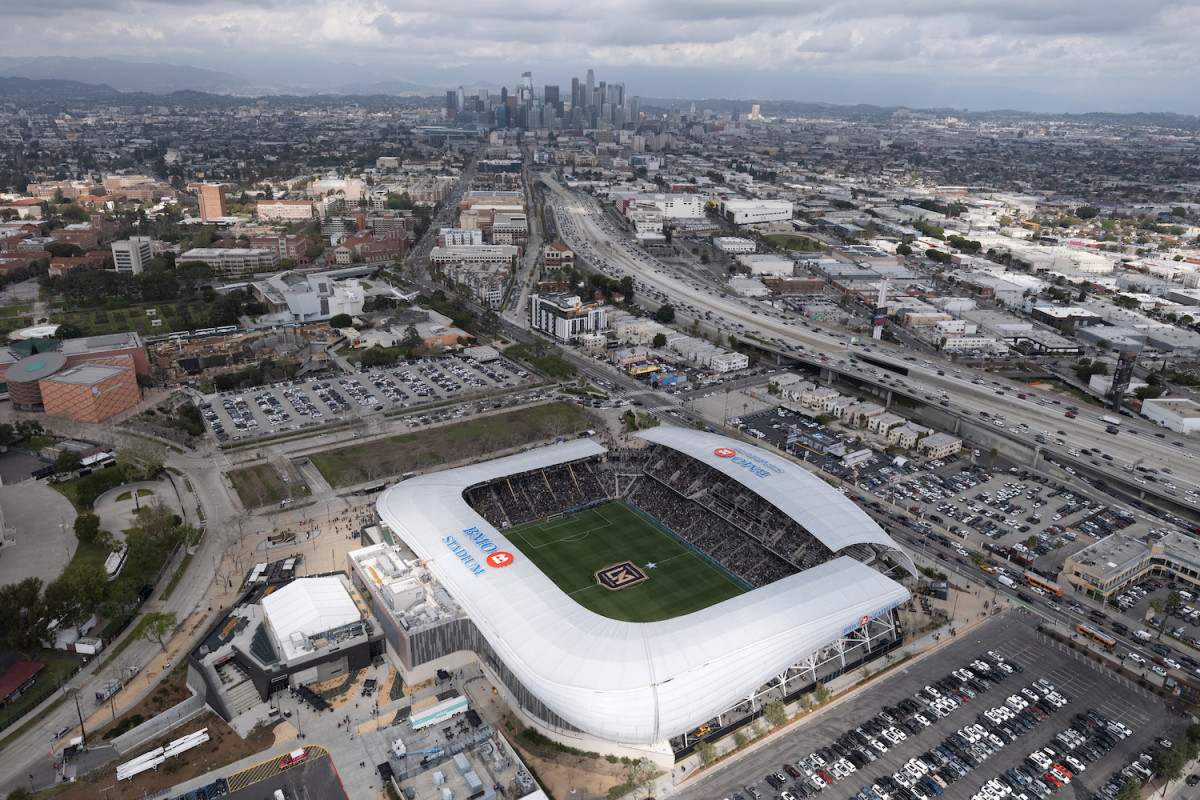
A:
[{"xmin": 263, "ymin": 576, "xmax": 361, "ymax": 643}]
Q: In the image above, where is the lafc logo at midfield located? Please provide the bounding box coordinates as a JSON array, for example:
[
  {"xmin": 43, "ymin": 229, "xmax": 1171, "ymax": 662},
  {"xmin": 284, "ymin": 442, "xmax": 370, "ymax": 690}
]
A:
[{"xmin": 595, "ymin": 561, "xmax": 648, "ymax": 590}]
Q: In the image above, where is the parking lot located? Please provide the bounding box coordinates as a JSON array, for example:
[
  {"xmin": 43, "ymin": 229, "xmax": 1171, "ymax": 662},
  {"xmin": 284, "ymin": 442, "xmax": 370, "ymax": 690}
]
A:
[
  {"xmin": 679, "ymin": 613, "xmax": 1176, "ymax": 800},
  {"xmin": 197, "ymin": 354, "xmax": 531, "ymax": 443},
  {"xmin": 729, "ymin": 406, "xmax": 1157, "ymax": 579}
]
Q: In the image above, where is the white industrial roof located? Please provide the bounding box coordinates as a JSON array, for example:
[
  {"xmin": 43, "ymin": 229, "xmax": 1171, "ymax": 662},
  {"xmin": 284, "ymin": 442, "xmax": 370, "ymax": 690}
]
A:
[
  {"xmin": 376, "ymin": 433, "xmax": 911, "ymax": 745},
  {"xmin": 262, "ymin": 576, "xmax": 360, "ymax": 642}
]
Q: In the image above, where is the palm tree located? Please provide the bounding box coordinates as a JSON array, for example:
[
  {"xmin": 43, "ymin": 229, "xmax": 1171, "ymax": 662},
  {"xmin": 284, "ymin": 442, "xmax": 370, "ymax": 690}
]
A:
[{"xmin": 1149, "ymin": 596, "xmax": 1167, "ymax": 640}]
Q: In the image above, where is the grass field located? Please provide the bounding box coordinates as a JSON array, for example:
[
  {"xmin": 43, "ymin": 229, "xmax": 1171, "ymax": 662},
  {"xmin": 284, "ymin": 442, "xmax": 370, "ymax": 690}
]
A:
[
  {"xmin": 307, "ymin": 402, "xmax": 593, "ymax": 488},
  {"xmin": 506, "ymin": 500, "xmax": 747, "ymax": 622},
  {"xmin": 765, "ymin": 233, "xmax": 825, "ymax": 252},
  {"xmin": 229, "ymin": 462, "xmax": 292, "ymax": 509}
]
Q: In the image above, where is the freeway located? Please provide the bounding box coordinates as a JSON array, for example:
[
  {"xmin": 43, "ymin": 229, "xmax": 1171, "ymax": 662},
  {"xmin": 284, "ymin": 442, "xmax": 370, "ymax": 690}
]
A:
[{"xmin": 539, "ymin": 178, "xmax": 1200, "ymax": 511}]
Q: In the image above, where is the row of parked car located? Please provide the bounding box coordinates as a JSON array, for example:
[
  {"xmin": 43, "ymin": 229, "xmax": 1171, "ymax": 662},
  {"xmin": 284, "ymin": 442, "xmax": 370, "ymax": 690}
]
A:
[
  {"xmin": 730, "ymin": 651, "xmax": 1029, "ymax": 800},
  {"xmin": 968, "ymin": 707, "xmax": 1136, "ymax": 800}
]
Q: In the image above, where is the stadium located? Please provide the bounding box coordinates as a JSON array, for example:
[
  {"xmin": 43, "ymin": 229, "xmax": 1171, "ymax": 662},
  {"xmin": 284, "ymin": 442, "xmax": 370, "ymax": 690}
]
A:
[{"xmin": 361, "ymin": 427, "xmax": 915, "ymax": 755}]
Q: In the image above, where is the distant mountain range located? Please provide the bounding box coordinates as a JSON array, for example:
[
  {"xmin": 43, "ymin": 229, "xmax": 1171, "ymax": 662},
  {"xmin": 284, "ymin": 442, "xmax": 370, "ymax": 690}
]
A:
[{"xmin": 0, "ymin": 56, "xmax": 499, "ymax": 98}]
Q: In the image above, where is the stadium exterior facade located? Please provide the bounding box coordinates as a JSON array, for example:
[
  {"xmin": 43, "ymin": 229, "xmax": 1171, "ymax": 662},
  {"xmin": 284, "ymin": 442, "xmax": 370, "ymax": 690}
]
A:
[{"xmin": 371, "ymin": 428, "xmax": 913, "ymax": 750}]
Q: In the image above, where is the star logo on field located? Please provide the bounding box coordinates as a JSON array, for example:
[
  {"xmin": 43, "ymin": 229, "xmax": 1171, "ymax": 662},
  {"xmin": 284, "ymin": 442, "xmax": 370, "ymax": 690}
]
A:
[{"xmin": 645, "ymin": 562, "xmax": 657, "ymax": 569}]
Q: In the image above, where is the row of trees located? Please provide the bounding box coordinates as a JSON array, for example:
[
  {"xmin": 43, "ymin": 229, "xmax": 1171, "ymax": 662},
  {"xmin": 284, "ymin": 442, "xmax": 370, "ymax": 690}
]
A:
[{"xmin": 42, "ymin": 259, "xmax": 216, "ymax": 305}]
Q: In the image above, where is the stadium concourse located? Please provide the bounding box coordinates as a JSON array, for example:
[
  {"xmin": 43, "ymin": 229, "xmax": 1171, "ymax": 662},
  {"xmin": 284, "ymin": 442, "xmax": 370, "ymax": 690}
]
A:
[{"xmin": 371, "ymin": 428, "xmax": 916, "ymax": 756}]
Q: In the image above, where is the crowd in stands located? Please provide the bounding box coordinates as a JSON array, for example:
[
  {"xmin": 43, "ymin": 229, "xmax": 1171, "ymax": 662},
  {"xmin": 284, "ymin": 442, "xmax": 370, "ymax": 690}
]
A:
[
  {"xmin": 460, "ymin": 446, "xmax": 842, "ymax": 589},
  {"xmin": 465, "ymin": 458, "xmax": 610, "ymax": 529},
  {"xmin": 637, "ymin": 447, "xmax": 835, "ymax": 575}
]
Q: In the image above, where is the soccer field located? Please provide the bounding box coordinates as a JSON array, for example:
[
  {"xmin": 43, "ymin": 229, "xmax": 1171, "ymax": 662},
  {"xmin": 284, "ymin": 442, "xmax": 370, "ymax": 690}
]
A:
[{"xmin": 505, "ymin": 500, "xmax": 748, "ymax": 622}]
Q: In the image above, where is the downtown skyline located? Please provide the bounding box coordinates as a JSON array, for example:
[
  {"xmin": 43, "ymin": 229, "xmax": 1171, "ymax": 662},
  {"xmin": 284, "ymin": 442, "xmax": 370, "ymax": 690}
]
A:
[{"xmin": 0, "ymin": 1, "xmax": 1198, "ymax": 115}]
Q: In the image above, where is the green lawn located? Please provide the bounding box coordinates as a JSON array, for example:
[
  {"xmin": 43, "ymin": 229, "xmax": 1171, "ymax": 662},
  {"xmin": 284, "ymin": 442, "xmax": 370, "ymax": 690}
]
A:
[
  {"xmin": 506, "ymin": 500, "xmax": 747, "ymax": 622},
  {"xmin": 766, "ymin": 233, "xmax": 825, "ymax": 252}
]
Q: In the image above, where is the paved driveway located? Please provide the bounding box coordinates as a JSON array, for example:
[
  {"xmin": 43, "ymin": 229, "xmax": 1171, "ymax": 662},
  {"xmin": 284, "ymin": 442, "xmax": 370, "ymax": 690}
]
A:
[{"xmin": 0, "ymin": 481, "xmax": 77, "ymax": 585}]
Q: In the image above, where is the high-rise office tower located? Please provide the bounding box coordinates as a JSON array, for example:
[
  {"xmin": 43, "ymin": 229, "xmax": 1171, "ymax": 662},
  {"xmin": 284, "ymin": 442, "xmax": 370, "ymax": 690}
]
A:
[
  {"xmin": 611, "ymin": 82, "xmax": 625, "ymax": 108},
  {"xmin": 585, "ymin": 69, "xmax": 595, "ymax": 107},
  {"xmin": 446, "ymin": 90, "xmax": 458, "ymax": 112},
  {"xmin": 630, "ymin": 96, "xmax": 641, "ymax": 124},
  {"xmin": 521, "ymin": 71, "xmax": 533, "ymax": 92},
  {"xmin": 190, "ymin": 183, "xmax": 227, "ymax": 222},
  {"xmin": 544, "ymin": 85, "xmax": 560, "ymax": 113},
  {"xmin": 571, "ymin": 77, "xmax": 581, "ymax": 109},
  {"xmin": 456, "ymin": 86, "xmax": 466, "ymax": 112}
]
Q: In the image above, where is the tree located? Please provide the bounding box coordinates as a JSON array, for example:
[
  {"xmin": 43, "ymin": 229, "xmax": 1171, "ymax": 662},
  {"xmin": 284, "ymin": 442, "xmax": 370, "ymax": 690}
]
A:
[
  {"xmin": 1115, "ymin": 778, "xmax": 1141, "ymax": 800},
  {"xmin": 970, "ymin": 551, "xmax": 986, "ymax": 567},
  {"xmin": 895, "ymin": 243, "xmax": 912, "ymax": 256},
  {"xmin": 116, "ymin": 438, "xmax": 167, "ymax": 480},
  {"xmin": 1150, "ymin": 747, "xmax": 1183, "ymax": 795},
  {"xmin": 54, "ymin": 321, "xmax": 85, "ymax": 339},
  {"xmin": 764, "ymin": 700, "xmax": 789, "ymax": 728},
  {"xmin": 654, "ymin": 304, "xmax": 675, "ymax": 323},
  {"xmin": 1167, "ymin": 590, "xmax": 1183, "ymax": 612},
  {"xmin": 0, "ymin": 577, "xmax": 48, "ymax": 658},
  {"xmin": 695, "ymin": 740, "xmax": 719, "ymax": 766},
  {"xmin": 652, "ymin": 332, "xmax": 667, "ymax": 348},
  {"xmin": 814, "ymin": 681, "xmax": 831, "ymax": 704},
  {"xmin": 142, "ymin": 611, "xmax": 177, "ymax": 652},
  {"xmin": 55, "ymin": 449, "xmax": 82, "ymax": 474},
  {"xmin": 626, "ymin": 757, "xmax": 657, "ymax": 798},
  {"xmin": 74, "ymin": 512, "xmax": 102, "ymax": 546},
  {"xmin": 1149, "ymin": 596, "xmax": 1167, "ymax": 639},
  {"xmin": 329, "ymin": 313, "xmax": 353, "ymax": 329}
]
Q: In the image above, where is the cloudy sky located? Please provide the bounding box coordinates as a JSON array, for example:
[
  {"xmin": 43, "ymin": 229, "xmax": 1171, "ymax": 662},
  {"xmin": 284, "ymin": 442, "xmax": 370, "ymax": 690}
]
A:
[{"xmin": 6, "ymin": 0, "xmax": 1200, "ymax": 113}]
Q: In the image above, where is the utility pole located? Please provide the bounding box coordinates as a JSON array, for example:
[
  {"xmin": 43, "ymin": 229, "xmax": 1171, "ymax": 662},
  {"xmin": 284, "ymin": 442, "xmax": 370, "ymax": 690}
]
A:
[{"xmin": 68, "ymin": 687, "xmax": 87, "ymax": 749}]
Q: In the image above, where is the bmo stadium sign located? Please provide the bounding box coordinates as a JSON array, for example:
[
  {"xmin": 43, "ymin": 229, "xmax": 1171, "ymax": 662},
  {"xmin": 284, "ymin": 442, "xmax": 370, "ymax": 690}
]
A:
[
  {"xmin": 713, "ymin": 447, "xmax": 785, "ymax": 479},
  {"xmin": 441, "ymin": 526, "xmax": 514, "ymax": 576}
]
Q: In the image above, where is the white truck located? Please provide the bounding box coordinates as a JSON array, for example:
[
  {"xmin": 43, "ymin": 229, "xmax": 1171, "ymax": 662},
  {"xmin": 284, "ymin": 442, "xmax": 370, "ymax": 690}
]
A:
[
  {"xmin": 1133, "ymin": 629, "xmax": 1152, "ymax": 642},
  {"xmin": 1100, "ymin": 414, "xmax": 1122, "ymax": 426},
  {"xmin": 998, "ymin": 575, "xmax": 1016, "ymax": 589}
]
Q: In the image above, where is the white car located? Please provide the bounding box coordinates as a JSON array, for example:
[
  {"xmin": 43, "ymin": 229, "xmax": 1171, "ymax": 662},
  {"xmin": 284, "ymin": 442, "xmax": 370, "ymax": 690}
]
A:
[{"xmin": 1128, "ymin": 653, "xmax": 1145, "ymax": 665}]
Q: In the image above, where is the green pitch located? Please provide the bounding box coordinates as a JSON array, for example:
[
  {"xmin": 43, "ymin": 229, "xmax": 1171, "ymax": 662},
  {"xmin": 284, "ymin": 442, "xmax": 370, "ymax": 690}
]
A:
[{"xmin": 505, "ymin": 500, "xmax": 748, "ymax": 622}]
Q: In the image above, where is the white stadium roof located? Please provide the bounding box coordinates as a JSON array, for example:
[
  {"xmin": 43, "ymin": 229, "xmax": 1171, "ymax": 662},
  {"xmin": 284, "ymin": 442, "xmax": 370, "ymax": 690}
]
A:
[
  {"xmin": 262, "ymin": 576, "xmax": 361, "ymax": 642},
  {"xmin": 376, "ymin": 431, "xmax": 911, "ymax": 745},
  {"xmin": 636, "ymin": 428, "xmax": 917, "ymax": 574}
]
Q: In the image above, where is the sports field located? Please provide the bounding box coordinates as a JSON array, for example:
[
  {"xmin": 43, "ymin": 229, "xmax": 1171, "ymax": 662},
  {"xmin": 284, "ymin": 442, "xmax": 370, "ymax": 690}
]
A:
[{"xmin": 506, "ymin": 500, "xmax": 748, "ymax": 622}]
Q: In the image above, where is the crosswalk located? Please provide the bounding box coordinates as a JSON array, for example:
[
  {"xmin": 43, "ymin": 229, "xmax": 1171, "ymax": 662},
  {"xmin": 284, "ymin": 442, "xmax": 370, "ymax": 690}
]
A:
[{"xmin": 225, "ymin": 744, "xmax": 329, "ymax": 793}]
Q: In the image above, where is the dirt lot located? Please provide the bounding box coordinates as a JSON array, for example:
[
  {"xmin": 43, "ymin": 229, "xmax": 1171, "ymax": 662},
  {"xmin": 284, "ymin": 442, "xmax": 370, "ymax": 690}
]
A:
[
  {"xmin": 307, "ymin": 402, "xmax": 595, "ymax": 489},
  {"xmin": 500, "ymin": 712, "xmax": 631, "ymax": 800}
]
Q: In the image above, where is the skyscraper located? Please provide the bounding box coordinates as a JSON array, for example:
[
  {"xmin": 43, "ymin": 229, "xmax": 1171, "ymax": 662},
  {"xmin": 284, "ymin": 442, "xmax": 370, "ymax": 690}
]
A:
[
  {"xmin": 544, "ymin": 85, "xmax": 560, "ymax": 114},
  {"xmin": 571, "ymin": 77, "xmax": 580, "ymax": 109},
  {"xmin": 585, "ymin": 69, "xmax": 595, "ymax": 108}
]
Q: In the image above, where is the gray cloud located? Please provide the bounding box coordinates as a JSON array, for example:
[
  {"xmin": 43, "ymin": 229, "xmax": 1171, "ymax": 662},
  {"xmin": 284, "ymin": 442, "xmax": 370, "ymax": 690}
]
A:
[{"xmin": 1, "ymin": 0, "xmax": 1197, "ymax": 112}]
